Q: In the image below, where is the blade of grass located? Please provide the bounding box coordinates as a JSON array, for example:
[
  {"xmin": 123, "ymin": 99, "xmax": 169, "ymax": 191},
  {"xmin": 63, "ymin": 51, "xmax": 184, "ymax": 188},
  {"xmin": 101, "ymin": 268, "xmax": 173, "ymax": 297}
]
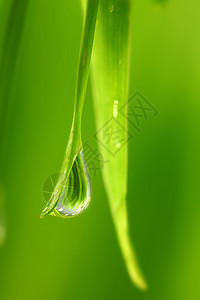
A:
[
  {"xmin": 0, "ymin": 0, "xmax": 30, "ymax": 170},
  {"xmin": 40, "ymin": 0, "xmax": 99, "ymax": 217},
  {"xmin": 0, "ymin": 0, "xmax": 30, "ymax": 245},
  {"xmin": 91, "ymin": 0, "xmax": 147, "ymax": 290}
]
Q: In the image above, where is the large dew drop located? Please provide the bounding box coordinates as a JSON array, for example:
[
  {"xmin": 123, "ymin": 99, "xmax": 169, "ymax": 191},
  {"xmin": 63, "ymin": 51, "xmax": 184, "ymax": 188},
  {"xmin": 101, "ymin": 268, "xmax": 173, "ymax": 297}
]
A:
[
  {"xmin": 43, "ymin": 151, "xmax": 91, "ymax": 218},
  {"xmin": 57, "ymin": 151, "xmax": 91, "ymax": 217}
]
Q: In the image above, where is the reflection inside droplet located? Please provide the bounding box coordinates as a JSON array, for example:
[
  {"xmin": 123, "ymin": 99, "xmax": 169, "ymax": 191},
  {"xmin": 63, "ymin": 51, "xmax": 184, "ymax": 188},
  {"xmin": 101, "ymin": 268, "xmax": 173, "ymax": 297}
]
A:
[{"xmin": 50, "ymin": 150, "xmax": 91, "ymax": 217}]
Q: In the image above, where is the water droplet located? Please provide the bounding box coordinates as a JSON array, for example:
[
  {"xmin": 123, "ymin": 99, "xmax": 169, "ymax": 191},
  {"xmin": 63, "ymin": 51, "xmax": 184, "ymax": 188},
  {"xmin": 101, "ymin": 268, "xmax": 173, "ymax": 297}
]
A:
[
  {"xmin": 109, "ymin": 5, "xmax": 114, "ymax": 13},
  {"xmin": 113, "ymin": 100, "xmax": 119, "ymax": 118},
  {"xmin": 43, "ymin": 151, "xmax": 91, "ymax": 218},
  {"xmin": 115, "ymin": 142, "xmax": 121, "ymax": 149}
]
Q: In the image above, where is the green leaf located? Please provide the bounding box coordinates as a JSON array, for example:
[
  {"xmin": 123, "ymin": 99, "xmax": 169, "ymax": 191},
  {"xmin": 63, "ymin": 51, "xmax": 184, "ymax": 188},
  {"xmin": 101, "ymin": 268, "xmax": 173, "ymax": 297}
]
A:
[
  {"xmin": 0, "ymin": 0, "xmax": 30, "ymax": 246},
  {"xmin": 40, "ymin": 0, "xmax": 99, "ymax": 218},
  {"xmin": 0, "ymin": 0, "xmax": 30, "ymax": 149},
  {"xmin": 91, "ymin": 0, "xmax": 147, "ymax": 290}
]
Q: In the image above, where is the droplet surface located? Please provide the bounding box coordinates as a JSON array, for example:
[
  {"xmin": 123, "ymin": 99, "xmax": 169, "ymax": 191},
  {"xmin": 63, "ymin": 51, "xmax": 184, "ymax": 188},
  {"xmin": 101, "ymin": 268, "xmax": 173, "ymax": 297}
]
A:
[{"xmin": 42, "ymin": 151, "xmax": 91, "ymax": 218}]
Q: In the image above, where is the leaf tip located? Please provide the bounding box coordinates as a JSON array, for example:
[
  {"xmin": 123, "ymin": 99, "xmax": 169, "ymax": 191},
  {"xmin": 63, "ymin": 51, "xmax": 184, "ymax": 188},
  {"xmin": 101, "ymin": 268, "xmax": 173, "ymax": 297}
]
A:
[{"xmin": 40, "ymin": 206, "xmax": 48, "ymax": 219}]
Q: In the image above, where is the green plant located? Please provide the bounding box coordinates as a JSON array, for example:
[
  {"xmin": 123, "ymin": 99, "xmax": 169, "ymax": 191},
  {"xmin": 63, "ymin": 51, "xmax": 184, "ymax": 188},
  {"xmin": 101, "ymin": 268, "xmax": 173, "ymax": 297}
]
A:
[
  {"xmin": 40, "ymin": 0, "xmax": 147, "ymax": 290},
  {"xmin": 40, "ymin": 0, "xmax": 99, "ymax": 217},
  {"xmin": 0, "ymin": 0, "xmax": 29, "ymax": 247}
]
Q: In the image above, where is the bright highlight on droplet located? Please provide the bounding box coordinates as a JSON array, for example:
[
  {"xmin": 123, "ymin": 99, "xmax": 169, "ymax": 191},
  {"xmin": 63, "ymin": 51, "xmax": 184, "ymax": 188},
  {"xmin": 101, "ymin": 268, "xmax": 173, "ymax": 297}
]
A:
[
  {"xmin": 113, "ymin": 100, "xmax": 119, "ymax": 118},
  {"xmin": 116, "ymin": 142, "xmax": 121, "ymax": 149},
  {"xmin": 41, "ymin": 150, "xmax": 91, "ymax": 218}
]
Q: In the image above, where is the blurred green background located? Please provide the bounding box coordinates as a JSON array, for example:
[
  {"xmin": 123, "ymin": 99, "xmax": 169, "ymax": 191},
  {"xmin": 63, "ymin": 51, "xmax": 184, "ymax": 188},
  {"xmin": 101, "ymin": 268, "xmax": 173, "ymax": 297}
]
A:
[{"xmin": 0, "ymin": 0, "xmax": 200, "ymax": 299}]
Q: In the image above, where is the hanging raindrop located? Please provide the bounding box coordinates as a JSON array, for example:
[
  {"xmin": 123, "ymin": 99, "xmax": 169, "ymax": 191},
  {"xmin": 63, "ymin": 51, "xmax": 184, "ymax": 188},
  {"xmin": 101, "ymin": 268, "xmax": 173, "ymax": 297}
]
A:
[{"xmin": 41, "ymin": 150, "xmax": 91, "ymax": 218}]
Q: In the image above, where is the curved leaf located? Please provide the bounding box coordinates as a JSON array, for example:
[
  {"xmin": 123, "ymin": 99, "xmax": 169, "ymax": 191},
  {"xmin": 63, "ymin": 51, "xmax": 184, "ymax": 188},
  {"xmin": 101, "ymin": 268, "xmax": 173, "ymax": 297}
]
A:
[{"xmin": 91, "ymin": 0, "xmax": 147, "ymax": 290}]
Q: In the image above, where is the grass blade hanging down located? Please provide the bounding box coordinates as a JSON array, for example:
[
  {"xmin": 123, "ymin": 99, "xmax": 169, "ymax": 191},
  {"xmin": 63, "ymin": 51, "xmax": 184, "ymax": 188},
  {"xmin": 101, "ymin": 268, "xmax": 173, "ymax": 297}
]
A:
[
  {"xmin": 40, "ymin": 0, "xmax": 99, "ymax": 218},
  {"xmin": 91, "ymin": 0, "xmax": 147, "ymax": 290},
  {"xmin": 0, "ymin": 0, "xmax": 30, "ymax": 165},
  {"xmin": 0, "ymin": 0, "xmax": 30, "ymax": 246}
]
